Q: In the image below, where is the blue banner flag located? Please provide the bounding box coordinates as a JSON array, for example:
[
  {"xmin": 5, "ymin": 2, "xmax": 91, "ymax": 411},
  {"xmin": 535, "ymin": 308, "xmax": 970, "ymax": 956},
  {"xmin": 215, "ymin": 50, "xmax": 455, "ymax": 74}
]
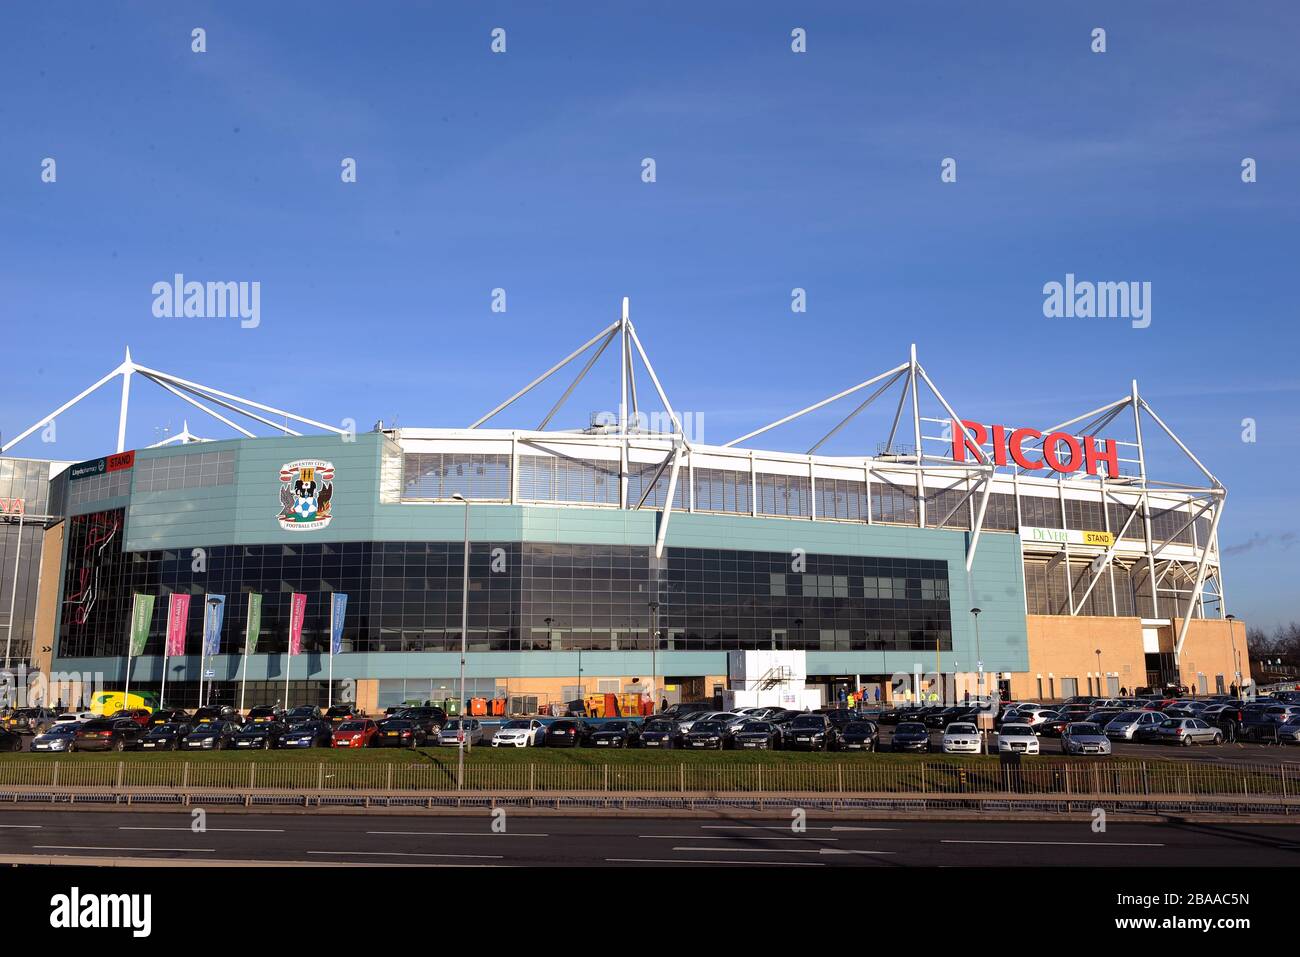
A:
[
  {"xmin": 202, "ymin": 594, "xmax": 226, "ymax": 656},
  {"xmin": 330, "ymin": 593, "xmax": 348, "ymax": 656}
]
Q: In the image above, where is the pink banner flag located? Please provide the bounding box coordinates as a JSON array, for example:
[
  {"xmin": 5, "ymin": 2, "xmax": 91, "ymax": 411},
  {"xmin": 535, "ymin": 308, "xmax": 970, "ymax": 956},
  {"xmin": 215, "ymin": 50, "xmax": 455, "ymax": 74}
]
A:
[
  {"xmin": 165, "ymin": 593, "xmax": 191, "ymax": 657},
  {"xmin": 288, "ymin": 592, "xmax": 307, "ymax": 655}
]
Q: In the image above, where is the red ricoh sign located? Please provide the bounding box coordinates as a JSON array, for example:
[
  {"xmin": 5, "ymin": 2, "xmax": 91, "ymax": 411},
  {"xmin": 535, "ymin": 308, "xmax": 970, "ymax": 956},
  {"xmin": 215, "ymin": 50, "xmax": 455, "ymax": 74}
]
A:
[{"xmin": 951, "ymin": 420, "xmax": 1118, "ymax": 476}]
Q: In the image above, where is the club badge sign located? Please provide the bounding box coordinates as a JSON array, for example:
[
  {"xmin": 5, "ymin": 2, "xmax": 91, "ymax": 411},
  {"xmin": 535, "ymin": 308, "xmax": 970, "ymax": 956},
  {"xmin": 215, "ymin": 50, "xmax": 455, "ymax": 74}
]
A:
[{"xmin": 277, "ymin": 460, "xmax": 335, "ymax": 531}]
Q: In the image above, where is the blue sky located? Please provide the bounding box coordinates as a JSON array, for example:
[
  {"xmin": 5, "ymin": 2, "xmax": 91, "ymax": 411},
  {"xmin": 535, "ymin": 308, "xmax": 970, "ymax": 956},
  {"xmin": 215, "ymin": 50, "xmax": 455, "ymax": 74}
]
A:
[{"xmin": 1, "ymin": 2, "xmax": 1297, "ymax": 628}]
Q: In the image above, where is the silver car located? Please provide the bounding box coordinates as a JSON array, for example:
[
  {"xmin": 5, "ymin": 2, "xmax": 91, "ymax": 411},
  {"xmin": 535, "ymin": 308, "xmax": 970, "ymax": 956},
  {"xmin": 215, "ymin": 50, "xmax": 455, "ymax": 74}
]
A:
[
  {"xmin": 1061, "ymin": 722, "xmax": 1111, "ymax": 755},
  {"xmin": 437, "ymin": 719, "xmax": 484, "ymax": 747},
  {"xmin": 1276, "ymin": 717, "xmax": 1300, "ymax": 745},
  {"xmin": 1152, "ymin": 717, "xmax": 1223, "ymax": 747},
  {"xmin": 1104, "ymin": 710, "xmax": 1165, "ymax": 741}
]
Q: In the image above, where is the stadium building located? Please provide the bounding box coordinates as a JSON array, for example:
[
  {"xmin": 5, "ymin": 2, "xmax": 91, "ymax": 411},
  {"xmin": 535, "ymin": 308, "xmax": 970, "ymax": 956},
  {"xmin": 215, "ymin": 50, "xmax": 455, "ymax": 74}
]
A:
[{"xmin": 3, "ymin": 305, "xmax": 1248, "ymax": 712}]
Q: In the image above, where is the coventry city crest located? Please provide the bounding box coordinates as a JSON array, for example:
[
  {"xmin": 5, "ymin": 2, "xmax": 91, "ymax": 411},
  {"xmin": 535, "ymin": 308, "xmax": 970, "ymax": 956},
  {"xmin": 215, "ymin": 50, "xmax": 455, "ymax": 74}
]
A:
[{"xmin": 277, "ymin": 460, "xmax": 335, "ymax": 531}]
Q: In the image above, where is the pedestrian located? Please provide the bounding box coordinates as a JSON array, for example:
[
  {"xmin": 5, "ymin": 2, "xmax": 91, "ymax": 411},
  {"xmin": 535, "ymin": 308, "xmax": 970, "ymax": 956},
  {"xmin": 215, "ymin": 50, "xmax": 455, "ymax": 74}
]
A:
[
  {"xmin": 1120, "ymin": 686, "xmax": 1128, "ymax": 697},
  {"xmin": 660, "ymin": 697, "xmax": 668, "ymax": 713},
  {"xmin": 1230, "ymin": 682, "xmax": 1238, "ymax": 697}
]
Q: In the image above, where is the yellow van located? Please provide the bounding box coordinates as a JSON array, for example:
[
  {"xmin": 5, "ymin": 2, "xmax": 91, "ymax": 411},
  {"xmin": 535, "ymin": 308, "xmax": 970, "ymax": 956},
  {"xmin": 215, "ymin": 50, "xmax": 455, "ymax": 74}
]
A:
[{"xmin": 89, "ymin": 691, "xmax": 157, "ymax": 716}]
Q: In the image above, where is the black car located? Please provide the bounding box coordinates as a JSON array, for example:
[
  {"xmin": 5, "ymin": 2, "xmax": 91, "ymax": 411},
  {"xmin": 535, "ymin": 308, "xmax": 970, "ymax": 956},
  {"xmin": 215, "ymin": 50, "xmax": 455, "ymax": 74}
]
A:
[
  {"xmin": 730, "ymin": 720, "xmax": 781, "ymax": 750},
  {"xmin": 0, "ymin": 728, "xmax": 22, "ymax": 752},
  {"xmin": 587, "ymin": 720, "xmax": 640, "ymax": 748},
  {"xmin": 395, "ymin": 706, "xmax": 447, "ymax": 736},
  {"xmin": 148, "ymin": 708, "xmax": 191, "ymax": 728},
  {"xmin": 233, "ymin": 721, "xmax": 286, "ymax": 750},
  {"xmin": 182, "ymin": 720, "xmax": 238, "ymax": 750},
  {"xmin": 325, "ymin": 704, "xmax": 365, "ymax": 724},
  {"xmin": 926, "ymin": 706, "xmax": 975, "ymax": 729},
  {"xmin": 245, "ymin": 706, "xmax": 285, "ymax": 724},
  {"xmin": 784, "ymin": 714, "xmax": 838, "ymax": 752},
  {"xmin": 4, "ymin": 707, "xmax": 56, "ymax": 735},
  {"xmin": 891, "ymin": 721, "xmax": 931, "ymax": 753},
  {"xmin": 284, "ymin": 705, "xmax": 325, "ymax": 724},
  {"xmin": 280, "ymin": 720, "xmax": 334, "ymax": 749},
  {"xmin": 818, "ymin": 708, "xmax": 861, "ymax": 731},
  {"xmin": 682, "ymin": 720, "xmax": 727, "ymax": 749},
  {"xmin": 638, "ymin": 719, "xmax": 680, "ymax": 749},
  {"xmin": 543, "ymin": 719, "xmax": 588, "ymax": 748},
  {"xmin": 374, "ymin": 718, "xmax": 426, "ymax": 748},
  {"xmin": 193, "ymin": 706, "xmax": 243, "ymax": 727},
  {"xmin": 839, "ymin": 721, "xmax": 879, "ymax": 752},
  {"xmin": 877, "ymin": 705, "xmax": 923, "ymax": 725},
  {"xmin": 72, "ymin": 718, "xmax": 146, "ymax": 752},
  {"xmin": 137, "ymin": 722, "xmax": 189, "ymax": 751}
]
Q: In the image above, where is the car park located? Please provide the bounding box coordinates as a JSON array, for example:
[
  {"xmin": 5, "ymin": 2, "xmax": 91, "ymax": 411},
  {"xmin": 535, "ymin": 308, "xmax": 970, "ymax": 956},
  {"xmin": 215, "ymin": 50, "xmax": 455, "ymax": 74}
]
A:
[
  {"xmin": 491, "ymin": 718, "xmax": 546, "ymax": 748},
  {"xmin": 333, "ymin": 719, "xmax": 380, "ymax": 748},
  {"xmin": 542, "ymin": 719, "xmax": 587, "ymax": 748},
  {"xmin": 234, "ymin": 721, "xmax": 287, "ymax": 749},
  {"xmin": 838, "ymin": 720, "xmax": 879, "ymax": 752},
  {"xmin": 731, "ymin": 720, "xmax": 782, "ymax": 750},
  {"xmin": 4, "ymin": 707, "xmax": 56, "ymax": 735},
  {"xmin": 1061, "ymin": 722, "xmax": 1111, "ymax": 755},
  {"xmin": 783, "ymin": 713, "xmax": 838, "ymax": 751},
  {"xmin": 30, "ymin": 724, "xmax": 77, "ymax": 753},
  {"xmin": 73, "ymin": 718, "xmax": 147, "ymax": 752},
  {"xmin": 941, "ymin": 722, "xmax": 982, "ymax": 754},
  {"xmin": 891, "ymin": 721, "xmax": 931, "ymax": 753},
  {"xmin": 682, "ymin": 720, "xmax": 727, "ymax": 750},
  {"xmin": 1104, "ymin": 711, "xmax": 1165, "ymax": 741},
  {"xmin": 997, "ymin": 723, "xmax": 1040, "ymax": 755},
  {"xmin": 280, "ymin": 720, "xmax": 334, "ymax": 749},
  {"xmin": 587, "ymin": 720, "xmax": 640, "ymax": 748},
  {"xmin": 182, "ymin": 721, "xmax": 237, "ymax": 750},
  {"xmin": 0, "ymin": 728, "xmax": 23, "ymax": 752},
  {"xmin": 1152, "ymin": 717, "xmax": 1223, "ymax": 746},
  {"xmin": 638, "ymin": 719, "xmax": 679, "ymax": 749},
  {"xmin": 138, "ymin": 723, "xmax": 188, "ymax": 751},
  {"xmin": 374, "ymin": 718, "xmax": 426, "ymax": 748}
]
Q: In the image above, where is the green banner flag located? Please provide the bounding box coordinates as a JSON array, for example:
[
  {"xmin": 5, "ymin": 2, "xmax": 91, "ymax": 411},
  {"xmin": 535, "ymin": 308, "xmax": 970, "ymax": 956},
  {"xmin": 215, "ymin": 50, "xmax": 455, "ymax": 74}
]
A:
[
  {"xmin": 246, "ymin": 593, "xmax": 262, "ymax": 654},
  {"xmin": 128, "ymin": 593, "xmax": 155, "ymax": 657}
]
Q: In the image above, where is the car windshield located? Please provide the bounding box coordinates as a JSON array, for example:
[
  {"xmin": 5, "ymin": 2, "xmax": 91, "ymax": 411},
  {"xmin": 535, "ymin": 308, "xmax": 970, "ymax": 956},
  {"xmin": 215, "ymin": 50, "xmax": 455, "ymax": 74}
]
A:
[
  {"xmin": 741, "ymin": 722, "xmax": 773, "ymax": 732},
  {"xmin": 692, "ymin": 722, "xmax": 723, "ymax": 733},
  {"xmin": 897, "ymin": 723, "xmax": 926, "ymax": 733},
  {"xmin": 444, "ymin": 720, "xmax": 473, "ymax": 731},
  {"xmin": 790, "ymin": 717, "xmax": 824, "ymax": 728},
  {"xmin": 502, "ymin": 720, "xmax": 531, "ymax": 729},
  {"xmin": 1113, "ymin": 712, "xmax": 1144, "ymax": 721},
  {"xmin": 193, "ymin": 724, "xmax": 222, "ymax": 734},
  {"xmin": 843, "ymin": 723, "xmax": 872, "ymax": 733},
  {"xmin": 601, "ymin": 723, "xmax": 629, "ymax": 732},
  {"xmin": 44, "ymin": 726, "xmax": 76, "ymax": 737},
  {"xmin": 288, "ymin": 723, "xmax": 318, "ymax": 733},
  {"xmin": 1068, "ymin": 724, "xmax": 1101, "ymax": 734},
  {"xmin": 148, "ymin": 725, "xmax": 179, "ymax": 735},
  {"xmin": 643, "ymin": 722, "xmax": 672, "ymax": 733},
  {"xmin": 338, "ymin": 722, "xmax": 366, "ymax": 731},
  {"xmin": 1002, "ymin": 725, "xmax": 1033, "ymax": 735},
  {"xmin": 947, "ymin": 724, "xmax": 977, "ymax": 734}
]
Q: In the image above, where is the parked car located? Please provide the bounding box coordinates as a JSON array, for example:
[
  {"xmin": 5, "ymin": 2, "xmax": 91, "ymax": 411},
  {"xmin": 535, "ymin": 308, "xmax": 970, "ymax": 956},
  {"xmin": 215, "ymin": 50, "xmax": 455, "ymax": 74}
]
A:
[
  {"xmin": 891, "ymin": 721, "xmax": 932, "ymax": 753},
  {"xmin": 30, "ymin": 724, "xmax": 77, "ymax": 752},
  {"xmin": 1017, "ymin": 708, "xmax": 1060, "ymax": 729},
  {"xmin": 682, "ymin": 720, "xmax": 728, "ymax": 750},
  {"xmin": 1243, "ymin": 705, "xmax": 1300, "ymax": 740},
  {"xmin": 4, "ymin": 707, "xmax": 56, "ymax": 735},
  {"xmin": 1105, "ymin": 710, "xmax": 1166, "ymax": 741},
  {"xmin": 0, "ymin": 728, "xmax": 23, "ymax": 752},
  {"xmin": 997, "ymin": 723, "xmax": 1040, "ymax": 755},
  {"xmin": 138, "ymin": 722, "xmax": 188, "ymax": 751},
  {"xmin": 1152, "ymin": 717, "xmax": 1224, "ymax": 746},
  {"xmin": 436, "ymin": 718, "xmax": 484, "ymax": 748},
  {"xmin": 491, "ymin": 718, "xmax": 546, "ymax": 748},
  {"xmin": 542, "ymin": 719, "xmax": 587, "ymax": 748},
  {"xmin": 108, "ymin": 708, "xmax": 152, "ymax": 728},
  {"xmin": 783, "ymin": 714, "xmax": 839, "ymax": 752},
  {"xmin": 234, "ymin": 721, "xmax": 287, "ymax": 750},
  {"xmin": 1061, "ymin": 722, "xmax": 1111, "ymax": 755},
  {"xmin": 245, "ymin": 706, "xmax": 285, "ymax": 724},
  {"xmin": 941, "ymin": 722, "xmax": 982, "ymax": 754},
  {"xmin": 838, "ymin": 721, "xmax": 880, "ymax": 752},
  {"xmin": 395, "ymin": 706, "xmax": 448, "ymax": 736},
  {"xmin": 192, "ymin": 706, "xmax": 244, "ymax": 726},
  {"xmin": 148, "ymin": 708, "xmax": 191, "ymax": 728},
  {"xmin": 926, "ymin": 706, "xmax": 974, "ymax": 730},
  {"xmin": 1038, "ymin": 714, "xmax": 1074, "ymax": 738},
  {"xmin": 373, "ymin": 718, "xmax": 426, "ymax": 748},
  {"xmin": 587, "ymin": 720, "xmax": 641, "ymax": 749},
  {"xmin": 280, "ymin": 720, "xmax": 334, "ymax": 749},
  {"xmin": 73, "ymin": 718, "xmax": 147, "ymax": 752},
  {"xmin": 731, "ymin": 720, "xmax": 783, "ymax": 750},
  {"xmin": 182, "ymin": 721, "xmax": 237, "ymax": 750},
  {"xmin": 54, "ymin": 711, "xmax": 96, "ymax": 726},
  {"xmin": 332, "ymin": 719, "xmax": 380, "ymax": 748},
  {"xmin": 284, "ymin": 705, "xmax": 325, "ymax": 724},
  {"xmin": 325, "ymin": 704, "xmax": 366, "ymax": 725},
  {"xmin": 1277, "ymin": 717, "xmax": 1300, "ymax": 746},
  {"xmin": 638, "ymin": 719, "xmax": 680, "ymax": 749}
]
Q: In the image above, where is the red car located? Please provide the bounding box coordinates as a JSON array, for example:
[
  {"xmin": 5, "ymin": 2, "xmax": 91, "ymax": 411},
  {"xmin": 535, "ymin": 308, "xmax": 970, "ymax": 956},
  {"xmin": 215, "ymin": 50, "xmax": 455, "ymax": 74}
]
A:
[
  {"xmin": 110, "ymin": 708, "xmax": 152, "ymax": 728},
  {"xmin": 331, "ymin": 719, "xmax": 378, "ymax": 748}
]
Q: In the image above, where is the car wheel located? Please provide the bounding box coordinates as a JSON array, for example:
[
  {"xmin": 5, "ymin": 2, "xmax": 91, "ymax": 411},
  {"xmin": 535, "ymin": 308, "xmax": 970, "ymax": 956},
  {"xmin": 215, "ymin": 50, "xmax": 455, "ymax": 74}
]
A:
[
  {"xmin": 114, "ymin": 739, "xmax": 125, "ymax": 752},
  {"xmin": 262, "ymin": 738, "xmax": 270, "ymax": 750},
  {"xmin": 1182, "ymin": 736, "xmax": 1194, "ymax": 747},
  {"xmin": 1213, "ymin": 733, "xmax": 1223, "ymax": 745}
]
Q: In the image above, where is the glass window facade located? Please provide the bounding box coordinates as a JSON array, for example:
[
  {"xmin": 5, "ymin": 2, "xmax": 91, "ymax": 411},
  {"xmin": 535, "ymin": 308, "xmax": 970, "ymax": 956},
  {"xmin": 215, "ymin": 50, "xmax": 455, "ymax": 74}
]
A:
[
  {"xmin": 134, "ymin": 450, "xmax": 236, "ymax": 493},
  {"xmin": 57, "ymin": 509, "xmax": 953, "ymax": 659},
  {"xmin": 68, "ymin": 467, "xmax": 131, "ymax": 508},
  {"xmin": 401, "ymin": 452, "xmax": 511, "ymax": 501}
]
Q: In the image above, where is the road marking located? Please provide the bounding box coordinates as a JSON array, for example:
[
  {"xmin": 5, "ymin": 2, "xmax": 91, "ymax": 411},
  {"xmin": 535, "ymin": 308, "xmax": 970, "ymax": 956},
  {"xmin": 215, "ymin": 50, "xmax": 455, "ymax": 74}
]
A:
[
  {"xmin": 672, "ymin": 845, "xmax": 823, "ymax": 854},
  {"xmin": 608, "ymin": 857, "xmax": 823, "ymax": 866},
  {"xmin": 0, "ymin": 824, "xmax": 41, "ymax": 829},
  {"xmin": 700, "ymin": 824, "xmax": 896, "ymax": 833},
  {"xmin": 365, "ymin": 830, "xmax": 548, "ymax": 838},
  {"xmin": 308, "ymin": 850, "xmax": 503, "ymax": 860},
  {"xmin": 35, "ymin": 845, "xmax": 216, "ymax": 853},
  {"xmin": 641, "ymin": 834, "xmax": 836, "ymax": 842},
  {"xmin": 940, "ymin": 840, "xmax": 1164, "ymax": 847},
  {"xmin": 120, "ymin": 826, "xmax": 285, "ymax": 833}
]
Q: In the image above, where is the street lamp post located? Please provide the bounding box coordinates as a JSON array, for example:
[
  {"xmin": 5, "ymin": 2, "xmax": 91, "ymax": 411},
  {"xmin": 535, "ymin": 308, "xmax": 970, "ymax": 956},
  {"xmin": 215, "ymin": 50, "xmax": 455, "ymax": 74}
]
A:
[
  {"xmin": 648, "ymin": 600, "xmax": 659, "ymax": 713},
  {"xmin": 971, "ymin": 607, "xmax": 983, "ymax": 698},
  {"xmin": 1226, "ymin": 614, "xmax": 1241, "ymax": 696},
  {"xmin": 1095, "ymin": 647, "xmax": 1104, "ymax": 698},
  {"xmin": 452, "ymin": 493, "xmax": 470, "ymax": 789}
]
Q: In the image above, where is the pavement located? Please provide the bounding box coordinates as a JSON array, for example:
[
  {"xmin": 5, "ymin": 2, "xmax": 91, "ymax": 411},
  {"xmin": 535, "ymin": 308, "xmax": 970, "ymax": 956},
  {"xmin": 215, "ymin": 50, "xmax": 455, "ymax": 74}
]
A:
[{"xmin": 0, "ymin": 807, "xmax": 1298, "ymax": 866}]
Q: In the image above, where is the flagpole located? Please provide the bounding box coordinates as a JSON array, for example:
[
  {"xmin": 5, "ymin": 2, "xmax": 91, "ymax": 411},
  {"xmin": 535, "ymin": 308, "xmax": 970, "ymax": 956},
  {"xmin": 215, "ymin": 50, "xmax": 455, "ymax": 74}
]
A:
[
  {"xmin": 159, "ymin": 650, "xmax": 168, "ymax": 710},
  {"xmin": 328, "ymin": 596, "xmax": 335, "ymax": 710},
  {"xmin": 123, "ymin": 651, "xmax": 133, "ymax": 709},
  {"xmin": 197, "ymin": 599, "xmax": 207, "ymax": 710},
  {"xmin": 240, "ymin": 594, "xmax": 251, "ymax": 714}
]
